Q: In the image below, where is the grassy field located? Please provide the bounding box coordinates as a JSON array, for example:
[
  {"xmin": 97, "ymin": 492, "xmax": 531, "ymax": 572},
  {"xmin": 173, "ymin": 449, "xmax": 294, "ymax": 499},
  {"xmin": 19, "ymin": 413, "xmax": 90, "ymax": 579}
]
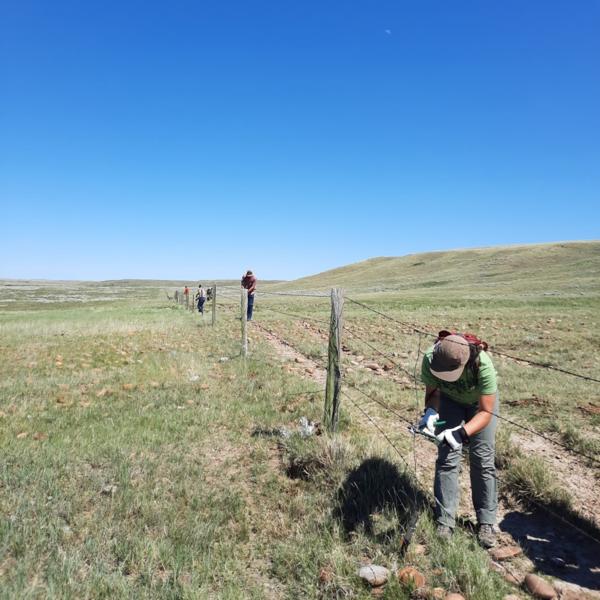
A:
[
  {"xmin": 0, "ymin": 292, "xmax": 514, "ymax": 599},
  {"xmin": 270, "ymin": 241, "xmax": 600, "ymax": 298},
  {"xmin": 1, "ymin": 242, "xmax": 599, "ymax": 598}
]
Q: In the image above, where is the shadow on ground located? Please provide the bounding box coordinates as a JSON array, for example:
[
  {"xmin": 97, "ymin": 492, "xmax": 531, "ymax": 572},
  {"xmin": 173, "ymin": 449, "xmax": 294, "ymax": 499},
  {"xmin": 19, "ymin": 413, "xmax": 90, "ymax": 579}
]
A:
[
  {"xmin": 500, "ymin": 508, "xmax": 600, "ymax": 591},
  {"xmin": 333, "ymin": 457, "xmax": 430, "ymax": 547}
]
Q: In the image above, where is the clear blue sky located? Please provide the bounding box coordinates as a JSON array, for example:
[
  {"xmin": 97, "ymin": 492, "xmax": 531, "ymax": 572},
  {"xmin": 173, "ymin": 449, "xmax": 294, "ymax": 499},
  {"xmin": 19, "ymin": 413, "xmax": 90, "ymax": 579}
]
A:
[{"xmin": 1, "ymin": 1, "xmax": 599, "ymax": 280}]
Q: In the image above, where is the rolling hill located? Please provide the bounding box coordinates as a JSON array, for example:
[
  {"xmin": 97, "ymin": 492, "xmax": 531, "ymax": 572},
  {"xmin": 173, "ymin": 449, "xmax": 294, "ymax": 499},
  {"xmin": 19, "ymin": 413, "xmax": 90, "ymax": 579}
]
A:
[{"xmin": 273, "ymin": 241, "xmax": 600, "ymax": 298}]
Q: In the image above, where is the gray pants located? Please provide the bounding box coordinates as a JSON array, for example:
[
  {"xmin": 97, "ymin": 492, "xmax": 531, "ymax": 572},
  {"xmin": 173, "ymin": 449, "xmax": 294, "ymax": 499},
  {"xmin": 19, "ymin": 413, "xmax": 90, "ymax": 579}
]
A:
[{"xmin": 434, "ymin": 394, "xmax": 498, "ymax": 528}]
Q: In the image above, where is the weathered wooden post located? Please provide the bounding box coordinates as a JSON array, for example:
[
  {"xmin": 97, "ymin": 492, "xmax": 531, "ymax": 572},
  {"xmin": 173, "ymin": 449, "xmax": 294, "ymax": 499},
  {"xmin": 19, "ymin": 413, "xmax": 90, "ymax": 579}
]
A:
[
  {"xmin": 241, "ymin": 288, "xmax": 248, "ymax": 357},
  {"xmin": 212, "ymin": 285, "xmax": 217, "ymax": 326},
  {"xmin": 185, "ymin": 289, "xmax": 189, "ymax": 310},
  {"xmin": 174, "ymin": 289, "xmax": 179, "ymax": 304},
  {"xmin": 324, "ymin": 288, "xmax": 344, "ymax": 433}
]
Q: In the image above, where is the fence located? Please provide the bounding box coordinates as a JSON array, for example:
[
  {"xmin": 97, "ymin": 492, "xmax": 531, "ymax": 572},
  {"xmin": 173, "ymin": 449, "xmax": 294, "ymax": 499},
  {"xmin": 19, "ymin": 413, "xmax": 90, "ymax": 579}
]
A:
[
  {"xmin": 171, "ymin": 285, "xmax": 217, "ymax": 325},
  {"xmin": 169, "ymin": 284, "xmax": 600, "ymax": 546}
]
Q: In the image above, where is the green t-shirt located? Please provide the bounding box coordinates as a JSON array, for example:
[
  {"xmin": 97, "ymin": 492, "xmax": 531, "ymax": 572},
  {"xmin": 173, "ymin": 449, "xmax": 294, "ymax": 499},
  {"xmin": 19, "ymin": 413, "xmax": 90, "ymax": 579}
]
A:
[{"xmin": 421, "ymin": 347, "xmax": 497, "ymax": 405}]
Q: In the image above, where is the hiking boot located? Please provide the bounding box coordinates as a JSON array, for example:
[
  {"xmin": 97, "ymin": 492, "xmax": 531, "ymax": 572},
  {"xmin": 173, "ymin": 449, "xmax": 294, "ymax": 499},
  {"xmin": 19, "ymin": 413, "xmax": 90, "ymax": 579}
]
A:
[
  {"xmin": 477, "ymin": 524, "xmax": 497, "ymax": 548},
  {"xmin": 436, "ymin": 524, "xmax": 453, "ymax": 540}
]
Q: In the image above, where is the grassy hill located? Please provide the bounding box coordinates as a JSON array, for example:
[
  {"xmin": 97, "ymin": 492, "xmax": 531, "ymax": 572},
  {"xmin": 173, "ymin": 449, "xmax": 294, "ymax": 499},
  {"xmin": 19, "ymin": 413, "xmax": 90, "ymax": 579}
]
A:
[{"xmin": 273, "ymin": 241, "xmax": 600, "ymax": 298}]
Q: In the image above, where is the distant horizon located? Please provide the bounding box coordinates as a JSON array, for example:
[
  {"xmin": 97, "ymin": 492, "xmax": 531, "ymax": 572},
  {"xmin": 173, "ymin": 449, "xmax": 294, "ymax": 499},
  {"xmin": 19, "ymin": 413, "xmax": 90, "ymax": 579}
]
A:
[{"xmin": 2, "ymin": 238, "xmax": 597, "ymax": 283}]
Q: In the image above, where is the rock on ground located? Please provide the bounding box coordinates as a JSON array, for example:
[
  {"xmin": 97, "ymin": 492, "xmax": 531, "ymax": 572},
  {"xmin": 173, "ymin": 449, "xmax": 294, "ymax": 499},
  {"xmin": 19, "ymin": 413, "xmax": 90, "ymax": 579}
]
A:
[
  {"xmin": 358, "ymin": 565, "xmax": 389, "ymax": 587},
  {"xmin": 524, "ymin": 573, "xmax": 557, "ymax": 599}
]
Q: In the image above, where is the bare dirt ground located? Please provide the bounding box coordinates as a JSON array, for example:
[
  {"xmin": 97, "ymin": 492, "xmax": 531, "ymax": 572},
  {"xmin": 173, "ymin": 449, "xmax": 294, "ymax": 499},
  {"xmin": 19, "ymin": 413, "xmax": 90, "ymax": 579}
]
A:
[{"xmin": 253, "ymin": 321, "xmax": 600, "ymax": 597}]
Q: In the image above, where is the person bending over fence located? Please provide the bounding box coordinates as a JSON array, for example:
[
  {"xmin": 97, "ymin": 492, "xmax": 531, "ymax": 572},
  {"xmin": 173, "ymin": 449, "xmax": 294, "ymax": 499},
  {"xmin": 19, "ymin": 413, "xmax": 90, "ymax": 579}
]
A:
[{"xmin": 418, "ymin": 331, "xmax": 498, "ymax": 548}]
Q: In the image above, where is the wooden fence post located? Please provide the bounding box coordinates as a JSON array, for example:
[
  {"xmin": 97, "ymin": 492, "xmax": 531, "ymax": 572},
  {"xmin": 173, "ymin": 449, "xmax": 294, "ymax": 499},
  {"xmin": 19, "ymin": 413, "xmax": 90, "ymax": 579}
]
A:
[
  {"xmin": 174, "ymin": 289, "xmax": 179, "ymax": 304},
  {"xmin": 241, "ymin": 288, "xmax": 248, "ymax": 357},
  {"xmin": 212, "ymin": 285, "xmax": 217, "ymax": 326},
  {"xmin": 324, "ymin": 287, "xmax": 344, "ymax": 433}
]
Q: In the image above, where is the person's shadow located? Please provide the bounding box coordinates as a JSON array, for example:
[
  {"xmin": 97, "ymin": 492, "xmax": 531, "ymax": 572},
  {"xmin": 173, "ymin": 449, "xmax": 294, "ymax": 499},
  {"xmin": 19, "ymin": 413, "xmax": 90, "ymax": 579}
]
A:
[
  {"xmin": 332, "ymin": 457, "xmax": 430, "ymax": 548},
  {"xmin": 499, "ymin": 506, "xmax": 600, "ymax": 591}
]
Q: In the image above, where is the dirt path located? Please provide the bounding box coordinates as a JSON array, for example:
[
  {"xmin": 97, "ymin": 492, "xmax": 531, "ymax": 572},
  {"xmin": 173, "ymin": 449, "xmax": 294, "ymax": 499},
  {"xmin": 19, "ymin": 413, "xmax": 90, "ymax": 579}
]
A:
[{"xmin": 254, "ymin": 321, "xmax": 600, "ymax": 596}]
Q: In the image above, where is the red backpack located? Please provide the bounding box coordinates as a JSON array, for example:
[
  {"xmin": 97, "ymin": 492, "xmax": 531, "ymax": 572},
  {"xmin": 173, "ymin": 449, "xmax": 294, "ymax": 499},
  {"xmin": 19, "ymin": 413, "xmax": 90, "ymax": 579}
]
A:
[{"xmin": 436, "ymin": 330, "xmax": 488, "ymax": 351}]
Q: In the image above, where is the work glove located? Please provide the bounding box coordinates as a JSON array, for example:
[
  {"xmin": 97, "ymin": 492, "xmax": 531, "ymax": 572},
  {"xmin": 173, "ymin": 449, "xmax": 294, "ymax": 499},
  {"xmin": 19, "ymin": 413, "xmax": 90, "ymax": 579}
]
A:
[
  {"xmin": 418, "ymin": 407, "xmax": 439, "ymax": 437},
  {"xmin": 437, "ymin": 426, "xmax": 470, "ymax": 450}
]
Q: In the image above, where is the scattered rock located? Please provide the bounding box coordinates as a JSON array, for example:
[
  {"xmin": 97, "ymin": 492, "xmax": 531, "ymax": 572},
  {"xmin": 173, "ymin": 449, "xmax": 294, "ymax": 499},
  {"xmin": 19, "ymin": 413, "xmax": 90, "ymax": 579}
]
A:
[
  {"xmin": 445, "ymin": 594, "xmax": 465, "ymax": 600},
  {"xmin": 553, "ymin": 580, "xmax": 600, "ymax": 600},
  {"xmin": 16, "ymin": 432, "xmax": 28, "ymax": 439},
  {"xmin": 33, "ymin": 432, "xmax": 48, "ymax": 441},
  {"xmin": 490, "ymin": 545, "xmax": 522, "ymax": 561},
  {"xmin": 318, "ymin": 567, "xmax": 333, "ymax": 583},
  {"xmin": 218, "ymin": 357, "xmax": 229, "ymax": 362},
  {"xmin": 397, "ymin": 566, "xmax": 426, "ymax": 588},
  {"xmin": 524, "ymin": 574, "xmax": 556, "ymax": 599},
  {"xmin": 358, "ymin": 565, "xmax": 390, "ymax": 587},
  {"xmin": 149, "ymin": 381, "xmax": 160, "ymax": 388},
  {"xmin": 100, "ymin": 484, "xmax": 117, "ymax": 496},
  {"xmin": 503, "ymin": 595, "xmax": 521, "ymax": 600},
  {"xmin": 122, "ymin": 383, "xmax": 136, "ymax": 390},
  {"xmin": 431, "ymin": 588, "xmax": 445, "ymax": 600},
  {"xmin": 365, "ymin": 362, "xmax": 382, "ymax": 371},
  {"xmin": 371, "ymin": 587, "xmax": 385, "ymax": 598},
  {"xmin": 503, "ymin": 571, "xmax": 522, "ymax": 586}
]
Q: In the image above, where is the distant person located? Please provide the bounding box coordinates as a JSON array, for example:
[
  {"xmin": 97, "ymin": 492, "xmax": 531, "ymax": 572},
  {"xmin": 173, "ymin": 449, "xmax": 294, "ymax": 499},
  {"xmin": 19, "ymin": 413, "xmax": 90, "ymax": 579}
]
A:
[
  {"xmin": 418, "ymin": 331, "xmax": 498, "ymax": 548},
  {"xmin": 241, "ymin": 270, "xmax": 257, "ymax": 321},
  {"xmin": 184, "ymin": 285, "xmax": 189, "ymax": 298},
  {"xmin": 195, "ymin": 285, "xmax": 206, "ymax": 314}
]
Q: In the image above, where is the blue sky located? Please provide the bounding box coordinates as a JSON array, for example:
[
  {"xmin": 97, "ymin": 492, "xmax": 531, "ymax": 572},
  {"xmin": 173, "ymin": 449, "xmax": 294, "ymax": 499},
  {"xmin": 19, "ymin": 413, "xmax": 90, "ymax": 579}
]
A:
[{"xmin": 1, "ymin": 1, "xmax": 599, "ymax": 280}]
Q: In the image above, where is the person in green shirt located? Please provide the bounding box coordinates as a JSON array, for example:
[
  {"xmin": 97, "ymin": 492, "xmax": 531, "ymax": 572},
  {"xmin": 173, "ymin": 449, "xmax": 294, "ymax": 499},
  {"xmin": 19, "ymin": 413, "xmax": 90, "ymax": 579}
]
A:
[{"xmin": 419, "ymin": 333, "xmax": 499, "ymax": 548}]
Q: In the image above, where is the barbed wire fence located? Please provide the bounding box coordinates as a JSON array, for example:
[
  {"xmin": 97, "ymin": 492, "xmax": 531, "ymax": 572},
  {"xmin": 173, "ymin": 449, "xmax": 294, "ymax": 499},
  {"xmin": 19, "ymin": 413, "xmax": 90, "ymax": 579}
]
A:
[{"xmin": 167, "ymin": 284, "xmax": 600, "ymax": 546}]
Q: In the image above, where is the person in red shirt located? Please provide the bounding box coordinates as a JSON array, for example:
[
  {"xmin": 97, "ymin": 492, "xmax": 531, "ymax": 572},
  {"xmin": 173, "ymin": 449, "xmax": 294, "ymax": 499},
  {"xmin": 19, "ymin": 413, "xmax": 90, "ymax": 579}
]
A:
[{"xmin": 241, "ymin": 270, "xmax": 257, "ymax": 320}]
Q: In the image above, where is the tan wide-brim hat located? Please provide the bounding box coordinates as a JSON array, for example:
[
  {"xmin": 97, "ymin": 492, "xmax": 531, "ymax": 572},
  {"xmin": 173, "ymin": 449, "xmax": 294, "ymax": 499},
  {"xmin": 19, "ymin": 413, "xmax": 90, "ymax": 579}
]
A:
[{"xmin": 430, "ymin": 334, "xmax": 470, "ymax": 382}]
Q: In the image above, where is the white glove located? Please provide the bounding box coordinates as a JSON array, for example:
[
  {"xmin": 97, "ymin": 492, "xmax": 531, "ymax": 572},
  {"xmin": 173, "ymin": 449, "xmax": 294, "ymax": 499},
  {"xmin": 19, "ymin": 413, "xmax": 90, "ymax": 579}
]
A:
[
  {"xmin": 437, "ymin": 425, "xmax": 469, "ymax": 450},
  {"xmin": 418, "ymin": 407, "xmax": 439, "ymax": 437}
]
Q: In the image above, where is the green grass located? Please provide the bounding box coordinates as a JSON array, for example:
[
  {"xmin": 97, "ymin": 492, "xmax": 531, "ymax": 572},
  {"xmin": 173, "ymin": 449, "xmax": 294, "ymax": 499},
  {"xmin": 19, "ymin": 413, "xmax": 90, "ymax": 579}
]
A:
[
  {"xmin": 0, "ymin": 292, "xmax": 513, "ymax": 598},
  {"xmin": 2, "ymin": 242, "xmax": 600, "ymax": 597},
  {"xmin": 271, "ymin": 240, "xmax": 600, "ymax": 298}
]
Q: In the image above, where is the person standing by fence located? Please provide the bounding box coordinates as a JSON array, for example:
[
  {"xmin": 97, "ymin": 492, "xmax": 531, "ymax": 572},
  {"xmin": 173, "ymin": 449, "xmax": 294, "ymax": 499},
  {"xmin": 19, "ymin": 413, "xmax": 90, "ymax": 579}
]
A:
[
  {"xmin": 418, "ymin": 331, "xmax": 499, "ymax": 548},
  {"xmin": 241, "ymin": 270, "xmax": 257, "ymax": 321},
  {"xmin": 195, "ymin": 284, "xmax": 206, "ymax": 314}
]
